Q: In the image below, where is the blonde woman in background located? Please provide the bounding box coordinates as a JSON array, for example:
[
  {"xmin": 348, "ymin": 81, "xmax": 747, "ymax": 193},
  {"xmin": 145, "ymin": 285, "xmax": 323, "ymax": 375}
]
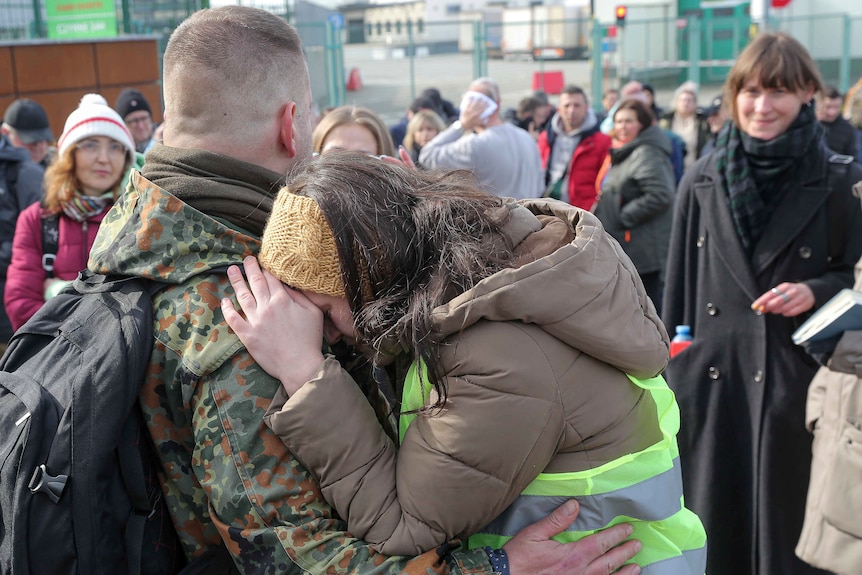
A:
[
  {"xmin": 658, "ymin": 81, "xmax": 710, "ymax": 170},
  {"xmin": 312, "ymin": 105, "xmax": 395, "ymax": 157},
  {"xmin": 402, "ymin": 109, "xmax": 446, "ymax": 167},
  {"xmin": 846, "ymin": 87, "xmax": 862, "ymax": 159}
]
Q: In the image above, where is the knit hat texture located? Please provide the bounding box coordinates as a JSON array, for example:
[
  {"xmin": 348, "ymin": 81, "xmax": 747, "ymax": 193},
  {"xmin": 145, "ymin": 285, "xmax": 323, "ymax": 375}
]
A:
[
  {"xmin": 57, "ymin": 94, "xmax": 135, "ymax": 160},
  {"xmin": 259, "ymin": 190, "xmax": 345, "ymax": 297},
  {"xmin": 114, "ymin": 88, "xmax": 152, "ymax": 120}
]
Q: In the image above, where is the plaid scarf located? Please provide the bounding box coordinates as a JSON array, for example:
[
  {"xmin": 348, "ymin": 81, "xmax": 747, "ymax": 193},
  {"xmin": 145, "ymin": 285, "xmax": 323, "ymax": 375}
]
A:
[
  {"xmin": 60, "ymin": 190, "xmax": 114, "ymax": 222},
  {"xmin": 714, "ymin": 103, "xmax": 822, "ymax": 255}
]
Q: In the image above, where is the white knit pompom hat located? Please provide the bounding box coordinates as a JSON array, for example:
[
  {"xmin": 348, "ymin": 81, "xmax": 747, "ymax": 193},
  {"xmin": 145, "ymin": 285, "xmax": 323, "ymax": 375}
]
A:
[{"xmin": 57, "ymin": 93, "xmax": 136, "ymax": 160}]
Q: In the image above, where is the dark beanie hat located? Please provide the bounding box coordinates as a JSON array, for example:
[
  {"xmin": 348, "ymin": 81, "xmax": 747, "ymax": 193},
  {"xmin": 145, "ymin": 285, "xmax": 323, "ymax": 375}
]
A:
[
  {"xmin": 3, "ymin": 99, "xmax": 53, "ymax": 144},
  {"xmin": 114, "ymin": 88, "xmax": 151, "ymax": 120}
]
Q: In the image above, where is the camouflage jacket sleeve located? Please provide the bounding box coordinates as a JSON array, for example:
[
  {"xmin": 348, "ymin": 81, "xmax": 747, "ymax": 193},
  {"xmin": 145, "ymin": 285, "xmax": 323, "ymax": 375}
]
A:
[{"xmin": 157, "ymin": 345, "xmax": 494, "ymax": 575}]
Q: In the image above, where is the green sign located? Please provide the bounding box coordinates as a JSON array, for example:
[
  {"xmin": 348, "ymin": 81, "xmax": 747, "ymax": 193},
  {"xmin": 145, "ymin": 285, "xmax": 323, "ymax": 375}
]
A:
[{"xmin": 46, "ymin": 0, "xmax": 117, "ymax": 39}]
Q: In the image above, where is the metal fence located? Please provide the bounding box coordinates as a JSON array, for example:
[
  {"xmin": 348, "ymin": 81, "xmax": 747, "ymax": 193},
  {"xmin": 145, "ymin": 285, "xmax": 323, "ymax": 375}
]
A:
[
  {"xmin": 3, "ymin": 3, "xmax": 861, "ymax": 125},
  {"xmin": 772, "ymin": 12, "xmax": 862, "ymax": 95},
  {"xmin": 1, "ymin": 0, "xmax": 209, "ymax": 40},
  {"xmin": 338, "ymin": 10, "xmax": 862, "ymax": 124},
  {"xmin": 0, "ymin": 0, "xmax": 345, "ymax": 115}
]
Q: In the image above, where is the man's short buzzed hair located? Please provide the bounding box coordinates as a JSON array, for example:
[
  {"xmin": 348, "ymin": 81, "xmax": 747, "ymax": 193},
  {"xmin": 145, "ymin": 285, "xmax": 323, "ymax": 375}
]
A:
[
  {"xmin": 823, "ymin": 85, "xmax": 842, "ymax": 100},
  {"xmin": 164, "ymin": 6, "xmax": 303, "ymax": 81},
  {"xmin": 163, "ymin": 6, "xmax": 306, "ymax": 136},
  {"xmin": 561, "ymin": 85, "xmax": 588, "ymax": 102}
]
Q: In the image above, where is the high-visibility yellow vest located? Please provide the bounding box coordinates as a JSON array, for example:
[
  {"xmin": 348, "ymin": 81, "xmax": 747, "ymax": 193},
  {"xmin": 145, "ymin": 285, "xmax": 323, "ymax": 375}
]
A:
[{"xmin": 400, "ymin": 361, "xmax": 707, "ymax": 574}]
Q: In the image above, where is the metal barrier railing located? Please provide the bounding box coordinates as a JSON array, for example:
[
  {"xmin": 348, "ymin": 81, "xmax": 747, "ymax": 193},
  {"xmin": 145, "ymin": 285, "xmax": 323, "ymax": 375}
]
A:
[{"xmin": 2, "ymin": 4, "xmax": 860, "ymax": 120}]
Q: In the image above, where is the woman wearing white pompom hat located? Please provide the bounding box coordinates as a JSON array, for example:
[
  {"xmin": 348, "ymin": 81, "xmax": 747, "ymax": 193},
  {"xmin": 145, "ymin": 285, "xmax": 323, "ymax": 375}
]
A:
[{"xmin": 5, "ymin": 94, "xmax": 135, "ymax": 329}]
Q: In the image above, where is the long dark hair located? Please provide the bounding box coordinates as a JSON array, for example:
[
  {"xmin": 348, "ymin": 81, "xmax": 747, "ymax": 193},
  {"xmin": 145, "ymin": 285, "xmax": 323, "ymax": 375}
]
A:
[{"xmin": 286, "ymin": 151, "xmax": 515, "ymax": 407}]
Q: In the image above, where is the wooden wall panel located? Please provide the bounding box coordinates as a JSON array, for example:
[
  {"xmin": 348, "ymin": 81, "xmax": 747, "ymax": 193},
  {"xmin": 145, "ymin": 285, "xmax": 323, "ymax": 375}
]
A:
[
  {"xmin": 0, "ymin": 48, "xmax": 13, "ymax": 96},
  {"xmin": 14, "ymin": 44, "xmax": 97, "ymax": 92},
  {"xmin": 20, "ymin": 90, "xmax": 104, "ymax": 140},
  {"xmin": 0, "ymin": 97, "xmax": 14, "ymax": 119},
  {"xmin": 95, "ymin": 40, "xmax": 159, "ymax": 86},
  {"xmin": 100, "ymin": 84, "xmax": 163, "ymax": 123},
  {"xmin": 0, "ymin": 38, "xmax": 162, "ymax": 143}
]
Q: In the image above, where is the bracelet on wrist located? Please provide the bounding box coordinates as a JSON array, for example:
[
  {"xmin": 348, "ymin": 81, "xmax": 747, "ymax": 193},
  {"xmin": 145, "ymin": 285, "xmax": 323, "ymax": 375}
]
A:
[{"xmin": 483, "ymin": 546, "xmax": 510, "ymax": 575}]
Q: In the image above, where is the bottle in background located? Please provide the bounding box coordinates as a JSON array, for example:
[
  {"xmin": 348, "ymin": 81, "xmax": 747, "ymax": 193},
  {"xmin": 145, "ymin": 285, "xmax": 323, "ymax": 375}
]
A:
[{"xmin": 670, "ymin": 325, "xmax": 693, "ymax": 358}]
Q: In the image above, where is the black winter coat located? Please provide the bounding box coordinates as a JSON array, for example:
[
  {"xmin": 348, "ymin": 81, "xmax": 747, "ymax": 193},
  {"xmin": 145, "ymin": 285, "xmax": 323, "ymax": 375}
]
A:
[
  {"xmin": 0, "ymin": 136, "xmax": 44, "ymax": 342},
  {"xmin": 593, "ymin": 125, "xmax": 675, "ymax": 276},
  {"xmin": 662, "ymin": 143, "xmax": 862, "ymax": 575},
  {"xmin": 821, "ymin": 115, "xmax": 858, "ymax": 160}
]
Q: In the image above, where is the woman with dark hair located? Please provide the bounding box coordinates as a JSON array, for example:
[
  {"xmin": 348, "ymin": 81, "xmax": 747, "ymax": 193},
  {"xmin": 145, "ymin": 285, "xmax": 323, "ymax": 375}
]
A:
[
  {"xmin": 641, "ymin": 83, "xmax": 664, "ymax": 119},
  {"xmin": 221, "ymin": 151, "xmax": 706, "ymax": 574},
  {"xmin": 662, "ymin": 31, "xmax": 862, "ymax": 575},
  {"xmin": 420, "ymin": 87, "xmax": 459, "ymax": 123},
  {"xmin": 593, "ymin": 98, "xmax": 675, "ymax": 314}
]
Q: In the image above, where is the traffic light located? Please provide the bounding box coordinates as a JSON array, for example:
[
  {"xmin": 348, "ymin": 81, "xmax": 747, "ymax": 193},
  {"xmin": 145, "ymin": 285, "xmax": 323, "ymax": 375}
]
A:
[{"xmin": 615, "ymin": 5, "xmax": 628, "ymax": 26}]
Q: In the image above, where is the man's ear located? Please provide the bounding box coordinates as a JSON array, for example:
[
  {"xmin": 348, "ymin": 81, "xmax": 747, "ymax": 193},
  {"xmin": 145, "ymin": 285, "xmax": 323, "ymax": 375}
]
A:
[{"xmin": 279, "ymin": 101, "xmax": 298, "ymax": 158}]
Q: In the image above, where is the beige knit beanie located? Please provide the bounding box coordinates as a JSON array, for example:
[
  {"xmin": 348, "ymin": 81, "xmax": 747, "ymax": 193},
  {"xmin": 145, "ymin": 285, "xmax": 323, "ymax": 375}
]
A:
[{"xmin": 259, "ymin": 189, "xmax": 345, "ymax": 297}]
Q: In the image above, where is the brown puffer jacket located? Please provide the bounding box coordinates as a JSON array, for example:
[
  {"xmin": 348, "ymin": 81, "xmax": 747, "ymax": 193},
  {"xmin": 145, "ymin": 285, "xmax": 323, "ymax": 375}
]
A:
[
  {"xmin": 265, "ymin": 199, "xmax": 670, "ymax": 555},
  {"xmin": 796, "ymin": 257, "xmax": 862, "ymax": 574}
]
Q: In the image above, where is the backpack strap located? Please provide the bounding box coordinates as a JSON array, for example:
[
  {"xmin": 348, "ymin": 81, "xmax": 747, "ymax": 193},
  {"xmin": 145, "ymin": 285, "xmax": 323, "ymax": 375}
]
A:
[
  {"xmin": 4, "ymin": 158, "xmax": 21, "ymax": 212},
  {"xmin": 40, "ymin": 214, "xmax": 60, "ymax": 279},
  {"xmin": 826, "ymin": 153, "xmax": 854, "ymax": 263},
  {"xmin": 118, "ymin": 415, "xmax": 154, "ymax": 575}
]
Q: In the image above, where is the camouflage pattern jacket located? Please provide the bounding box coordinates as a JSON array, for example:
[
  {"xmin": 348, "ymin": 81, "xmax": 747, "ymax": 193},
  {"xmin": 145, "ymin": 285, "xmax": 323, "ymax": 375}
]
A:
[{"xmin": 88, "ymin": 169, "xmax": 494, "ymax": 575}]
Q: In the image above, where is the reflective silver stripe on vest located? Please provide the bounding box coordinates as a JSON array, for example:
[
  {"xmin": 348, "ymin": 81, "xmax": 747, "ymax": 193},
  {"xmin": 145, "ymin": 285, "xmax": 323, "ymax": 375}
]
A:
[
  {"xmin": 481, "ymin": 457, "xmax": 684, "ymax": 536},
  {"xmin": 639, "ymin": 547, "xmax": 708, "ymax": 575}
]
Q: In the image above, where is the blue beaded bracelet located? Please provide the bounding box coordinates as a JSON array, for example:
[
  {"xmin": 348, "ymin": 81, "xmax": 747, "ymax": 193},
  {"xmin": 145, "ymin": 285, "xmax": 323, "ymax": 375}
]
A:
[{"xmin": 483, "ymin": 546, "xmax": 510, "ymax": 575}]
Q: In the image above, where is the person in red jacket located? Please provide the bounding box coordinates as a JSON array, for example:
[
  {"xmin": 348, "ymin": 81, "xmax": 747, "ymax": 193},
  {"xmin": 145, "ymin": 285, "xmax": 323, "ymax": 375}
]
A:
[
  {"xmin": 5, "ymin": 94, "xmax": 135, "ymax": 329},
  {"xmin": 537, "ymin": 85, "xmax": 611, "ymax": 210}
]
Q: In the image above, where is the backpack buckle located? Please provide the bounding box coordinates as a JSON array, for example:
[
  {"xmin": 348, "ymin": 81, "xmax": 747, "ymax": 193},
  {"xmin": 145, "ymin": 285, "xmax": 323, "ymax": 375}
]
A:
[
  {"xmin": 41, "ymin": 254, "xmax": 56, "ymax": 274},
  {"xmin": 28, "ymin": 464, "xmax": 68, "ymax": 504},
  {"xmin": 828, "ymin": 153, "xmax": 854, "ymax": 165},
  {"xmin": 132, "ymin": 486, "xmax": 162, "ymax": 519}
]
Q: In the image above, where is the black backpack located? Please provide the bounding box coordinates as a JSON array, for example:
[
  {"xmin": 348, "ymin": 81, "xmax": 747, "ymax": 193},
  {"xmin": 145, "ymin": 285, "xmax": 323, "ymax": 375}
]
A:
[{"xmin": 0, "ymin": 270, "xmax": 186, "ymax": 574}]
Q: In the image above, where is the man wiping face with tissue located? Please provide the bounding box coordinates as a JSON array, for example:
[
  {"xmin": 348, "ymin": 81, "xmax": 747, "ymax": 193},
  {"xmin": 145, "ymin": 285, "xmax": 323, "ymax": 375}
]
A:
[{"xmin": 418, "ymin": 77, "xmax": 544, "ymax": 199}]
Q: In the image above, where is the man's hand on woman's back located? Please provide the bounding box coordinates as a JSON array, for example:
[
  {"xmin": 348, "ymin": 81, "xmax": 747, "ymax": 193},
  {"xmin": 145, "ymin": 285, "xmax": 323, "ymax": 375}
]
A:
[{"xmin": 505, "ymin": 500, "xmax": 642, "ymax": 575}]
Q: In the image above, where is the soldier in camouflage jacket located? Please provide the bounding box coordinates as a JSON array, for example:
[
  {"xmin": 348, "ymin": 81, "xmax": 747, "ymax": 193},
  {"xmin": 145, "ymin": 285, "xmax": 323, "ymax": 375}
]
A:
[
  {"xmin": 90, "ymin": 161, "xmax": 497, "ymax": 573},
  {"xmin": 86, "ymin": 6, "xmax": 642, "ymax": 574}
]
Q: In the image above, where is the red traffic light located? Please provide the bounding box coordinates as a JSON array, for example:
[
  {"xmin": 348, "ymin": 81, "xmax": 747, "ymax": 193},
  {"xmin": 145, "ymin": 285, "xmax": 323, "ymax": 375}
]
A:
[{"xmin": 615, "ymin": 5, "xmax": 628, "ymax": 22}]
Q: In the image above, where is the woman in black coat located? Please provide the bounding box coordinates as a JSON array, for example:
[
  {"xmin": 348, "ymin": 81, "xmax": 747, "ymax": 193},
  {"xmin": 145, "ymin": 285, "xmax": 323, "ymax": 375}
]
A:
[{"xmin": 662, "ymin": 32, "xmax": 862, "ymax": 575}]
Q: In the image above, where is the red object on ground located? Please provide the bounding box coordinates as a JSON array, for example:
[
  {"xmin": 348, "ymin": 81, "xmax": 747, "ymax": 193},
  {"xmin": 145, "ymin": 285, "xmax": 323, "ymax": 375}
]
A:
[
  {"xmin": 346, "ymin": 68, "xmax": 362, "ymax": 91},
  {"xmin": 532, "ymin": 71, "xmax": 564, "ymax": 95}
]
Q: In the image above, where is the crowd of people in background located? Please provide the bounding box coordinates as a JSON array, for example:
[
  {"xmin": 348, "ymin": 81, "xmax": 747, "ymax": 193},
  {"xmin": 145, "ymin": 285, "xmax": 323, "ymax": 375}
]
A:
[{"xmin": 3, "ymin": 10, "xmax": 862, "ymax": 574}]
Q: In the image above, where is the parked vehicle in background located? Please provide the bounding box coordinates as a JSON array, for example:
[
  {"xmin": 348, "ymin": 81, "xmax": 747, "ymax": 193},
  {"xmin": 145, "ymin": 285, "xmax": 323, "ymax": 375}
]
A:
[
  {"xmin": 501, "ymin": 2, "xmax": 590, "ymax": 62},
  {"xmin": 459, "ymin": 8, "xmax": 503, "ymax": 59}
]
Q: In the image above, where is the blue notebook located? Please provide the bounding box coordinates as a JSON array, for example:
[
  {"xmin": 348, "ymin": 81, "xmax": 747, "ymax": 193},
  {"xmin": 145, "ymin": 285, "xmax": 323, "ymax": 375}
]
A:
[{"xmin": 792, "ymin": 289, "xmax": 862, "ymax": 345}]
